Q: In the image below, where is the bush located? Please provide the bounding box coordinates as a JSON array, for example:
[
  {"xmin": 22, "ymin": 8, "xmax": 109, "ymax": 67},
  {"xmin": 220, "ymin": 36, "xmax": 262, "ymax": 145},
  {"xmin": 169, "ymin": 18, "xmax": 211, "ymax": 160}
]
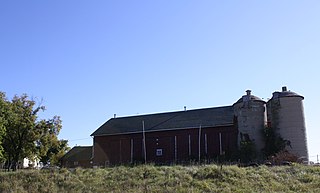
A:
[{"xmin": 268, "ymin": 150, "xmax": 299, "ymax": 165}]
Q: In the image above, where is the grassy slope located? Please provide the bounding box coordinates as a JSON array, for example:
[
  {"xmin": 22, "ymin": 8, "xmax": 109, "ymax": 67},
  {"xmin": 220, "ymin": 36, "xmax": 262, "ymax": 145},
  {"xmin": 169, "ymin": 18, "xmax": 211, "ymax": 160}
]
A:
[{"xmin": 0, "ymin": 164, "xmax": 319, "ymax": 193}]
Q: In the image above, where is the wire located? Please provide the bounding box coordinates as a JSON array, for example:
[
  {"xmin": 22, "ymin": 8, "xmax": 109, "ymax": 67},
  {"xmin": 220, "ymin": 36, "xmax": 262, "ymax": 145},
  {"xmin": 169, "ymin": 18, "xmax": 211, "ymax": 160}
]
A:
[{"xmin": 68, "ymin": 137, "xmax": 91, "ymax": 142}]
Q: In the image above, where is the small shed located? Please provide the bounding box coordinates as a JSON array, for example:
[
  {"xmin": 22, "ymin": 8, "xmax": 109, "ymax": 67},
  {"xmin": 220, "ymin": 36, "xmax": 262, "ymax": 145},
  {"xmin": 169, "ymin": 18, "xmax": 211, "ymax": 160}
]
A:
[{"xmin": 60, "ymin": 146, "xmax": 93, "ymax": 168}]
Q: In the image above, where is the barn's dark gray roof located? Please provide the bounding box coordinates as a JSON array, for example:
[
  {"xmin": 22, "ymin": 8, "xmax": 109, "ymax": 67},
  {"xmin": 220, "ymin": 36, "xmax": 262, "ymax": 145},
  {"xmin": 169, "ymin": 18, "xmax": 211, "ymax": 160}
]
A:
[
  {"xmin": 91, "ymin": 106, "xmax": 235, "ymax": 136},
  {"xmin": 61, "ymin": 146, "xmax": 92, "ymax": 161}
]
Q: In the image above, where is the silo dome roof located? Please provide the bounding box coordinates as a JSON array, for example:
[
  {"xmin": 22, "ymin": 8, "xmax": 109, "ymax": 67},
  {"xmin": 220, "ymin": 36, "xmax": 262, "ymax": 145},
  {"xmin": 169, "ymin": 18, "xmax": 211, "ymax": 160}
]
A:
[
  {"xmin": 272, "ymin": 91, "xmax": 304, "ymax": 99},
  {"xmin": 233, "ymin": 90, "xmax": 266, "ymax": 105},
  {"xmin": 271, "ymin": 86, "xmax": 304, "ymax": 100},
  {"xmin": 234, "ymin": 95, "xmax": 265, "ymax": 105}
]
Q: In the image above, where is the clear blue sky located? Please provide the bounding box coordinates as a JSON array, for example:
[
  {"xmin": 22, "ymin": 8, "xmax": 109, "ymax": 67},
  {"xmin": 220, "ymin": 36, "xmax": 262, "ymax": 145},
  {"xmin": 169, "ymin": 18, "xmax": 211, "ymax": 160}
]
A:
[{"xmin": 1, "ymin": 1, "xmax": 319, "ymax": 162}]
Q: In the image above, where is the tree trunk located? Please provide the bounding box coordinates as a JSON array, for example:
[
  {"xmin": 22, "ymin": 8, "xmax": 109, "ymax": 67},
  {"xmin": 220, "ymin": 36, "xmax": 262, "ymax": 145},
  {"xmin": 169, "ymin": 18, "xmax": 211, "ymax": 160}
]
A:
[{"xmin": 6, "ymin": 156, "xmax": 11, "ymax": 171}]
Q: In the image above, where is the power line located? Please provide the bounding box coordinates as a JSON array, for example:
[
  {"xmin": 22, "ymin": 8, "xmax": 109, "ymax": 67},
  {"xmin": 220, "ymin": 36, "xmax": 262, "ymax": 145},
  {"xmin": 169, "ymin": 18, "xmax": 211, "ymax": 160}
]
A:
[{"xmin": 68, "ymin": 137, "xmax": 91, "ymax": 142}]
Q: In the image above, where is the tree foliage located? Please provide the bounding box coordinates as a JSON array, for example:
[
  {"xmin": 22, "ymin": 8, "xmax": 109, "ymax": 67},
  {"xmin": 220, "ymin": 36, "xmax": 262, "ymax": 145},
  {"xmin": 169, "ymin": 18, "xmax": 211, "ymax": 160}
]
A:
[
  {"xmin": 0, "ymin": 122, "xmax": 4, "ymax": 161},
  {"xmin": 39, "ymin": 138, "xmax": 70, "ymax": 165},
  {"xmin": 0, "ymin": 92, "xmax": 7, "ymax": 161},
  {"xmin": 239, "ymin": 136, "xmax": 257, "ymax": 163},
  {"xmin": 234, "ymin": 132, "xmax": 257, "ymax": 163},
  {"xmin": 262, "ymin": 126, "xmax": 290, "ymax": 158},
  {"xmin": 0, "ymin": 92, "xmax": 69, "ymax": 170}
]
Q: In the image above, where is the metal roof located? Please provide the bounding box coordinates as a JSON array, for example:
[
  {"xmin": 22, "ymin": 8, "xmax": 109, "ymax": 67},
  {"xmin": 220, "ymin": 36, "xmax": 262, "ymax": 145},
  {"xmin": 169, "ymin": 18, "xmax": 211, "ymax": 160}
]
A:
[
  {"xmin": 234, "ymin": 95, "xmax": 265, "ymax": 104},
  {"xmin": 61, "ymin": 146, "xmax": 92, "ymax": 161},
  {"xmin": 91, "ymin": 106, "xmax": 235, "ymax": 136},
  {"xmin": 271, "ymin": 91, "xmax": 304, "ymax": 99}
]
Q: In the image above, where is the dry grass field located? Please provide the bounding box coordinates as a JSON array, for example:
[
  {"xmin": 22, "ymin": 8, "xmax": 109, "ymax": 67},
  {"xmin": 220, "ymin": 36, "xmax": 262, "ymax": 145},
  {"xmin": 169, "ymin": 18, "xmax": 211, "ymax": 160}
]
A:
[{"xmin": 0, "ymin": 164, "xmax": 320, "ymax": 193}]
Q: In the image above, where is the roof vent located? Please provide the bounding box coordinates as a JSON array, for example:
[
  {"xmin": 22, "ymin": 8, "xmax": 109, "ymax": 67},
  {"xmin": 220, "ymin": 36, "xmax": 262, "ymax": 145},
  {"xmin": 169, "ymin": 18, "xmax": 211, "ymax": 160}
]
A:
[
  {"xmin": 184, "ymin": 106, "xmax": 187, "ymax": 111},
  {"xmin": 114, "ymin": 114, "xmax": 116, "ymax": 118},
  {"xmin": 246, "ymin": 90, "xmax": 251, "ymax": 96},
  {"xmin": 282, "ymin": 86, "xmax": 287, "ymax": 92}
]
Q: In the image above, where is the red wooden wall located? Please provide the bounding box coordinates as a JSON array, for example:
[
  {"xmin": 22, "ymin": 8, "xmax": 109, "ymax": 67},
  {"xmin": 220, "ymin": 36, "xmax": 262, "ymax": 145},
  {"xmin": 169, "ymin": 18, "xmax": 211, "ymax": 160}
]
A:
[{"xmin": 93, "ymin": 125, "xmax": 237, "ymax": 166}]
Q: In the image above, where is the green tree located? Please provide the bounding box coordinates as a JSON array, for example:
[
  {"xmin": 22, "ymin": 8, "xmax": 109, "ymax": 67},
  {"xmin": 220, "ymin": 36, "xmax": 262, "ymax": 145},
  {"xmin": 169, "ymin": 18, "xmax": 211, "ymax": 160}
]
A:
[
  {"xmin": 0, "ymin": 119, "xmax": 4, "ymax": 161},
  {"xmin": 262, "ymin": 126, "xmax": 290, "ymax": 158},
  {"xmin": 40, "ymin": 139, "xmax": 70, "ymax": 165},
  {"xmin": 0, "ymin": 92, "xmax": 7, "ymax": 161},
  {"xmin": 36, "ymin": 116, "xmax": 62, "ymax": 164},
  {"xmin": 238, "ymin": 133, "xmax": 257, "ymax": 163},
  {"xmin": 0, "ymin": 92, "xmax": 67, "ymax": 170},
  {"xmin": 38, "ymin": 126, "xmax": 71, "ymax": 166},
  {"xmin": 239, "ymin": 140, "xmax": 256, "ymax": 163}
]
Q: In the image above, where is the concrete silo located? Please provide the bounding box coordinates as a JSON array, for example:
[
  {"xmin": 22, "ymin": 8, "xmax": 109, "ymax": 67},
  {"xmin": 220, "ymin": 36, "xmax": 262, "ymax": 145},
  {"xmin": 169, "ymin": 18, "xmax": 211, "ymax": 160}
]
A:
[
  {"xmin": 233, "ymin": 90, "xmax": 267, "ymax": 153},
  {"xmin": 267, "ymin": 86, "xmax": 308, "ymax": 160}
]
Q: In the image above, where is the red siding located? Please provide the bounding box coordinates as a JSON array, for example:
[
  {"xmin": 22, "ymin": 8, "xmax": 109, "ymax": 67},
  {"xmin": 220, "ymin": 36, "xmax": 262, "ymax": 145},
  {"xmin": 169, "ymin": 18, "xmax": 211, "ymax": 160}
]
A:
[
  {"xmin": 93, "ymin": 125, "xmax": 237, "ymax": 166},
  {"xmin": 61, "ymin": 160, "xmax": 92, "ymax": 168}
]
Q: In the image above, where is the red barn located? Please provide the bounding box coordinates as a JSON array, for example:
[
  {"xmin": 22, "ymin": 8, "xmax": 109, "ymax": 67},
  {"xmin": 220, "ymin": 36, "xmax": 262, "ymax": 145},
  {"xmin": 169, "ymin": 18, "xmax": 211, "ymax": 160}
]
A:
[{"xmin": 91, "ymin": 106, "xmax": 238, "ymax": 166}]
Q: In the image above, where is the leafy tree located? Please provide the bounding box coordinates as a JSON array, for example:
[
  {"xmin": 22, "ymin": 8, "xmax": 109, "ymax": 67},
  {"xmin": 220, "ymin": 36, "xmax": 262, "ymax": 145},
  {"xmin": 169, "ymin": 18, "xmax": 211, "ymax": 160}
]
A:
[
  {"xmin": 238, "ymin": 133, "xmax": 257, "ymax": 163},
  {"xmin": 262, "ymin": 126, "xmax": 290, "ymax": 158},
  {"xmin": 50, "ymin": 139, "xmax": 70, "ymax": 165},
  {"xmin": 39, "ymin": 138, "xmax": 70, "ymax": 165},
  {"xmin": 239, "ymin": 140, "xmax": 256, "ymax": 163},
  {"xmin": 36, "ymin": 116, "xmax": 62, "ymax": 164},
  {"xmin": 0, "ymin": 92, "xmax": 7, "ymax": 161},
  {"xmin": 0, "ymin": 120, "xmax": 4, "ymax": 161},
  {"xmin": 0, "ymin": 92, "xmax": 68, "ymax": 170}
]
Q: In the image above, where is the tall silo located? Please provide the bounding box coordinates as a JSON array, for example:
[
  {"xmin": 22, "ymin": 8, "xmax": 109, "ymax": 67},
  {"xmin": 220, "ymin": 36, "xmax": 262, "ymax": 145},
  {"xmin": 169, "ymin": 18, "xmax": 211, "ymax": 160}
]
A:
[
  {"xmin": 267, "ymin": 86, "xmax": 308, "ymax": 160},
  {"xmin": 233, "ymin": 90, "xmax": 267, "ymax": 153}
]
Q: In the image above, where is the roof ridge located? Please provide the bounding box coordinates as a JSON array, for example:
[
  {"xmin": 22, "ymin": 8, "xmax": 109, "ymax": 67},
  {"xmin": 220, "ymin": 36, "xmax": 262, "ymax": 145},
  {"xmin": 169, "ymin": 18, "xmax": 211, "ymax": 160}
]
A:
[
  {"xmin": 112, "ymin": 105, "xmax": 233, "ymax": 120},
  {"xmin": 73, "ymin": 146, "xmax": 92, "ymax": 148}
]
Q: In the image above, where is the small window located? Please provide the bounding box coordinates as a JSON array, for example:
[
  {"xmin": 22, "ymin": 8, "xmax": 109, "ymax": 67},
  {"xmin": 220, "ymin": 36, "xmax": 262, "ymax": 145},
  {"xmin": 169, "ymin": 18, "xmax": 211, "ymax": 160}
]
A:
[{"xmin": 156, "ymin": 149, "xmax": 163, "ymax": 156}]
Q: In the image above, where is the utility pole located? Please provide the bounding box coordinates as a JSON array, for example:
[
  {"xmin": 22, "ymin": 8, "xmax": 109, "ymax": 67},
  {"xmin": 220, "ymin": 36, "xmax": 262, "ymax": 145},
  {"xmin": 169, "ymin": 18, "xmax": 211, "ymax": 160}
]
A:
[
  {"xmin": 198, "ymin": 124, "xmax": 202, "ymax": 163},
  {"xmin": 142, "ymin": 120, "xmax": 146, "ymax": 164}
]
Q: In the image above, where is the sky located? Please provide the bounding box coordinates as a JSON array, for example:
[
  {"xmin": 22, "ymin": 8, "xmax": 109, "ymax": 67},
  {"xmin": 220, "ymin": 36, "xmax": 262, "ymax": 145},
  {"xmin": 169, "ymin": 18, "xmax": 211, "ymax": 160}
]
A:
[{"xmin": 1, "ymin": 1, "xmax": 319, "ymax": 162}]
